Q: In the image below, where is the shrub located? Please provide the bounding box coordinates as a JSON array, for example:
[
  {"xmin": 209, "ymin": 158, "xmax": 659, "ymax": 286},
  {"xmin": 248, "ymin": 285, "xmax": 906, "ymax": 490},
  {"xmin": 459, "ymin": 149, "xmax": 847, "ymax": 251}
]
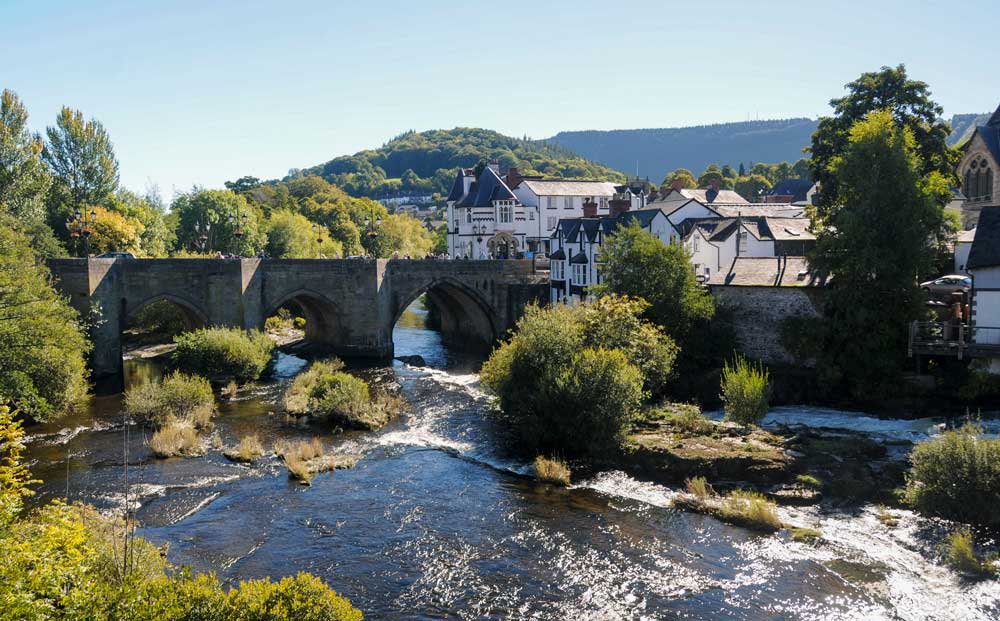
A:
[
  {"xmin": 533, "ymin": 456, "xmax": 570, "ymax": 486},
  {"xmin": 719, "ymin": 490, "xmax": 782, "ymax": 532},
  {"xmin": 224, "ymin": 433, "xmax": 265, "ymax": 463},
  {"xmin": 796, "ymin": 474, "xmax": 823, "ymax": 490},
  {"xmin": 721, "ymin": 355, "xmax": 771, "ymax": 426},
  {"xmin": 172, "ymin": 327, "xmax": 275, "ymax": 382},
  {"xmin": 294, "ymin": 317, "xmax": 307, "ymax": 329},
  {"xmin": 124, "ymin": 371, "xmax": 215, "ymax": 427},
  {"xmin": 284, "ymin": 359, "xmax": 395, "ymax": 430},
  {"xmin": 481, "ymin": 298, "xmax": 664, "ymax": 458},
  {"xmin": 148, "ymin": 421, "xmax": 203, "ymax": 458},
  {"xmin": 905, "ymin": 424, "xmax": 1000, "ymax": 526},
  {"xmin": 944, "ymin": 529, "xmax": 995, "ymax": 577},
  {"xmin": 648, "ymin": 403, "xmax": 714, "ymax": 435},
  {"xmin": 275, "ymin": 438, "xmax": 326, "ymax": 484},
  {"xmin": 685, "ymin": 476, "xmax": 713, "ymax": 499}
]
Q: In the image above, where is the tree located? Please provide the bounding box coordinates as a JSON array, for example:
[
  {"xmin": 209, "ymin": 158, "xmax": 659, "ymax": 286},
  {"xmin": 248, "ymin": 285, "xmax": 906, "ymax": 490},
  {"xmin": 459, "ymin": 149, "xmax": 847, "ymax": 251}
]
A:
[
  {"xmin": 431, "ymin": 222, "xmax": 448, "ymax": 255},
  {"xmin": 661, "ymin": 168, "xmax": 697, "ymax": 189},
  {"xmin": 592, "ymin": 220, "xmax": 714, "ymax": 343},
  {"xmin": 809, "ymin": 64, "xmax": 956, "ymax": 213},
  {"xmin": 809, "ymin": 109, "xmax": 951, "ymax": 398},
  {"xmin": 171, "ymin": 189, "xmax": 266, "ymax": 256},
  {"xmin": 721, "ymin": 164, "xmax": 737, "ymax": 179},
  {"xmin": 85, "ymin": 206, "xmax": 143, "ymax": 255},
  {"xmin": 738, "ymin": 162, "xmax": 746, "ymax": 177},
  {"xmin": 0, "ymin": 89, "xmax": 51, "ymax": 224},
  {"xmin": 224, "ymin": 175, "xmax": 261, "ymax": 194},
  {"xmin": 372, "ymin": 213, "xmax": 433, "ymax": 258},
  {"xmin": 42, "ymin": 107, "xmax": 119, "ymax": 216},
  {"xmin": 108, "ymin": 189, "xmax": 172, "ymax": 257},
  {"xmin": 734, "ymin": 174, "xmax": 773, "ymax": 202},
  {"xmin": 0, "ymin": 215, "xmax": 90, "ymax": 421},
  {"xmin": 265, "ymin": 210, "xmax": 343, "ymax": 258}
]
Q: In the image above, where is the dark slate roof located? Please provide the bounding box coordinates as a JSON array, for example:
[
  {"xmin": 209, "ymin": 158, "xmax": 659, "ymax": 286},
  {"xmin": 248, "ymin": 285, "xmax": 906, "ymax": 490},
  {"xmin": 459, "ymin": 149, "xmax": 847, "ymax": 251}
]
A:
[
  {"xmin": 446, "ymin": 169, "xmax": 467, "ymax": 202},
  {"xmin": 707, "ymin": 256, "xmax": 827, "ymax": 287},
  {"xmin": 967, "ymin": 208, "xmax": 1000, "ymax": 270},
  {"xmin": 570, "ymin": 251, "xmax": 588, "ymax": 264},
  {"xmin": 989, "ymin": 102, "xmax": 1000, "ymax": 127},
  {"xmin": 580, "ymin": 219, "xmax": 601, "ymax": 242},
  {"xmin": 973, "ymin": 124, "xmax": 1000, "ymax": 167},
  {"xmin": 768, "ymin": 178, "xmax": 813, "ymax": 202},
  {"xmin": 456, "ymin": 167, "xmax": 516, "ymax": 208},
  {"xmin": 548, "ymin": 248, "xmax": 566, "ymax": 260}
]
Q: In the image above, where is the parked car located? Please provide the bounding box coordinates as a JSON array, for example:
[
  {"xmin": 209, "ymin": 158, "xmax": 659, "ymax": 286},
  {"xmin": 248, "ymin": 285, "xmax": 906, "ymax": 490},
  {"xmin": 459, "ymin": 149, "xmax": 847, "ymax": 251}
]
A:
[
  {"xmin": 920, "ymin": 274, "xmax": 971, "ymax": 299},
  {"xmin": 96, "ymin": 251, "xmax": 136, "ymax": 259}
]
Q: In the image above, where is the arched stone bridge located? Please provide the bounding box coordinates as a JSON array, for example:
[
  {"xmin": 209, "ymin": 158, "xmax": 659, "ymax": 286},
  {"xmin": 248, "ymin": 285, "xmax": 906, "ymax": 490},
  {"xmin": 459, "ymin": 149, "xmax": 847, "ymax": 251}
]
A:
[{"xmin": 47, "ymin": 258, "xmax": 548, "ymax": 377}]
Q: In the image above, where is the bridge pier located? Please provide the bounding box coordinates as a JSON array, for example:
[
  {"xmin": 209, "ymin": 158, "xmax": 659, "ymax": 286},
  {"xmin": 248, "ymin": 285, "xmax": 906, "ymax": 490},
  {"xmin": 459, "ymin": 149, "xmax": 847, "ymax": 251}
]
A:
[{"xmin": 47, "ymin": 258, "xmax": 547, "ymax": 378}]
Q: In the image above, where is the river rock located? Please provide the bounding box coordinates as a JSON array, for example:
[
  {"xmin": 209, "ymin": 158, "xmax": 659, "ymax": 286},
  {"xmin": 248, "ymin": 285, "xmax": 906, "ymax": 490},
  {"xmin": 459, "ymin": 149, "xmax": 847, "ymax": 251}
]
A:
[{"xmin": 395, "ymin": 355, "xmax": 426, "ymax": 367}]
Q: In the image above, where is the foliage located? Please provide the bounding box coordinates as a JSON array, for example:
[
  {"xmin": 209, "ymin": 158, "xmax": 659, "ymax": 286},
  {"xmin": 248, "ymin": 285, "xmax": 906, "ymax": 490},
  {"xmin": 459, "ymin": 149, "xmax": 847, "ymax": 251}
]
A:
[
  {"xmin": 677, "ymin": 481, "xmax": 783, "ymax": 532},
  {"xmin": 0, "ymin": 89, "xmax": 51, "ymax": 224},
  {"xmin": 107, "ymin": 188, "xmax": 173, "ymax": 257},
  {"xmin": 593, "ymin": 220, "xmax": 715, "ymax": 344},
  {"xmin": 370, "ymin": 213, "xmax": 433, "ymax": 258},
  {"xmin": 810, "ymin": 64, "xmax": 958, "ymax": 211},
  {"xmin": 905, "ymin": 424, "xmax": 1000, "ymax": 527},
  {"xmin": 224, "ymin": 433, "xmax": 265, "ymax": 463},
  {"xmin": 42, "ymin": 106, "xmax": 119, "ymax": 217},
  {"xmin": 779, "ymin": 315, "xmax": 827, "ymax": 366},
  {"xmin": 84, "ymin": 205, "xmax": 143, "ymax": 255},
  {"xmin": 171, "ymin": 328, "xmax": 275, "ymax": 382},
  {"xmin": 645, "ymin": 403, "xmax": 714, "ymax": 435},
  {"xmin": 720, "ymin": 356, "xmax": 771, "ymax": 426},
  {"xmin": 796, "ymin": 474, "xmax": 823, "ymax": 490},
  {"xmin": 733, "ymin": 173, "xmax": 773, "ymax": 202},
  {"xmin": 0, "ymin": 406, "xmax": 37, "ymax": 527},
  {"xmin": 284, "ymin": 359, "xmax": 395, "ymax": 430},
  {"xmin": 148, "ymin": 421, "xmax": 203, "ymax": 458},
  {"xmin": 127, "ymin": 299, "xmax": 191, "ymax": 340},
  {"xmin": 809, "ymin": 109, "xmax": 952, "ymax": 398},
  {"xmin": 533, "ymin": 456, "xmax": 570, "ymax": 486},
  {"xmin": 431, "ymin": 222, "xmax": 448, "ymax": 255},
  {"xmin": 685, "ymin": 476, "xmax": 712, "ymax": 499},
  {"xmin": 299, "ymin": 127, "xmax": 624, "ymax": 199},
  {"xmin": 481, "ymin": 298, "xmax": 668, "ymax": 457},
  {"xmin": 124, "ymin": 371, "xmax": 215, "ymax": 427},
  {"xmin": 0, "ymin": 216, "xmax": 90, "ymax": 422},
  {"xmin": 170, "ymin": 189, "xmax": 266, "ymax": 257},
  {"xmin": 696, "ymin": 164, "xmax": 734, "ymax": 189},
  {"xmin": 265, "ymin": 209, "xmax": 343, "ymax": 259}
]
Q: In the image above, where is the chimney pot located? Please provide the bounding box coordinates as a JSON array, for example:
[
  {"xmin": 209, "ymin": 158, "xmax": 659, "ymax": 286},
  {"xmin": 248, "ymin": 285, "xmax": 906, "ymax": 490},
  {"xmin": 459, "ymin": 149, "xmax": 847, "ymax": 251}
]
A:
[{"xmin": 582, "ymin": 197, "xmax": 598, "ymax": 218}]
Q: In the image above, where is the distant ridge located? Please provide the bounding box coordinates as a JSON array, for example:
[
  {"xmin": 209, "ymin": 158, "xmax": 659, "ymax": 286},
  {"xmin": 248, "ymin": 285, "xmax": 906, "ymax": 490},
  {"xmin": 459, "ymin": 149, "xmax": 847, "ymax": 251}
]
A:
[{"xmin": 547, "ymin": 115, "xmax": 986, "ymax": 181}]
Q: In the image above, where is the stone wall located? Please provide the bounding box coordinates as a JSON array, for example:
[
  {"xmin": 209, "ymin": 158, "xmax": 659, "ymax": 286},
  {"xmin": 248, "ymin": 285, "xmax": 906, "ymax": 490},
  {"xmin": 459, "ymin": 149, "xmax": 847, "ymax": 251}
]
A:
[{"xmin": 710, "ymin": 285, "xmax": 826, "ymax": 365}]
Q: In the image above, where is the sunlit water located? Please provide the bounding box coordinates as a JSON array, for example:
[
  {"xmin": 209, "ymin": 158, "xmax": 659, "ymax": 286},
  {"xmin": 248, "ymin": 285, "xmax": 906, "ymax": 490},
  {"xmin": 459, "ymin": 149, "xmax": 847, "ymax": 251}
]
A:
[{"xmin": 21, "ymin": 301, "xmax": 1000, "ymax": 620}]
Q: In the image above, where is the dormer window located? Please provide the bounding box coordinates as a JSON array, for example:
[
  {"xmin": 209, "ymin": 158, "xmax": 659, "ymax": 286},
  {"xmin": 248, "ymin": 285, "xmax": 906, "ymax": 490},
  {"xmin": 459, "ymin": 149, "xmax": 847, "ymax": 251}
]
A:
[{"xmin": 739, "ymin": 230, "xmax": 749, "ymax": 253}]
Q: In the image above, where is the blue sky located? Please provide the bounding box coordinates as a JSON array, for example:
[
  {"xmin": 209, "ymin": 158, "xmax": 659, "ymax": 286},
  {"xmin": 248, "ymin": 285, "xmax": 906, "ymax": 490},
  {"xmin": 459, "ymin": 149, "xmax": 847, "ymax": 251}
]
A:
[{"xmin": 2, "ymin": 0, "xmax": 997, "ymax": 199}]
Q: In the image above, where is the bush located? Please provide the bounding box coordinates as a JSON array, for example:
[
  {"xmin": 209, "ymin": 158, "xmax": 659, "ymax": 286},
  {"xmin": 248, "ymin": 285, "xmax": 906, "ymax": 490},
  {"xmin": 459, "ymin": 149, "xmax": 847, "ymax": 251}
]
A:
[
  {"xmin": 647, "ymin": 403, "xmax": 714, "ymax": 435},
  {"xmin": 676, "ymin": 483, "xmax": 783, "ymax": 532},
  {"xmin": 944, "ymin": 529, "xmax": 995, "ymax": 577},
  {"xmin": 172, "ymin": 327, "xmax": 275, "ymax": 382},
  {"xmin": 533, "ymin": 456, "xmax": 570, "ymax": 486},
  {"xmin": 905, "ymin": 424, "xmax": 1000, "ymax": 526},
  {"xmin": 721, "ymin": 355, "xmax": 771, "ymax": 426},
  {"xmin": 481, "ymin": 298, "xmax": 670, "ymax": 458},
  {"xmin": 124, "ymin": 371, "xmax": 215, "ymax": 427},
  {"xmin": 224, "ymin": 433, "xmax": 265, "ymax": 463},
  {"xmin": 294, "ymin": 316, "xmax": 307, "ymax": 329},
  {"xmin": 149, "ymin": 421, "xmax": 203, "ymax": 458},
  {"xmin": 284, "ymin": 359, "xmax": 395, "ymax": 430}
]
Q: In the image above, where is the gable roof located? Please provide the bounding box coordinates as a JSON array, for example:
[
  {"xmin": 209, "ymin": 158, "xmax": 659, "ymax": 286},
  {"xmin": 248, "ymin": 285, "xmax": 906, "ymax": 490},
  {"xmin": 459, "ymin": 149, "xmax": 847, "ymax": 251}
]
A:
[
  {"xmin": 711, "ymin": 203, "xmax": 805, "ymax": 218},
  {"xmin": 707, "ymin": 256, "xmax": 827, "ymax": 287},
  {"xmin": 967, "ymin": 208, "xmax": 1000, "ymax": 270},
  {"xmin": 456, "ymin": 166, "xmax": 517, "ymax": 208},
  {"xmin": 768, "ymin": 178, "xmax": 814, "ymax": 202},
  {"xmin": 676, "ymin": 188, "xmax": 748, "ymax": 204},
  {"xmin": 765, "ymin": 217, "xmax": 815, "ymax": 241},
  {"xmin": 967, "ymin": 103, "xmax": 1000, "ymax": 166},
  {"xmin": 518, "ymin": 179, "xmax": 619, "ymax": 196},
  {"xmin": 446, "ymin": 169, "xmax": 470, "ymax": 202}
]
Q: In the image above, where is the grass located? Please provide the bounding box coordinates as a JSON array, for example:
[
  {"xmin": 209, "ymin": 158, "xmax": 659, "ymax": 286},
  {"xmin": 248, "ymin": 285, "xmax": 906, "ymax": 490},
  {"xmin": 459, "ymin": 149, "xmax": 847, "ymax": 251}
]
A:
[
  {"xmin": 148, "ymin": 421, "xmax": 203, "ymax": 458},
  {"xmin": 796, "ymin": 474, "xmax": 823, "ymax": 490},
  {"xmin": 876, "ymin": 505, "xmax": 899, "ymax": 527},
  {"xmin": 720, "ymin": 355, "xmax": 771, "ymax": 427},
  {"xmin": 789, "ymin": 527, "xmax": 823, "ymax": 543},
  {"xmin": 678, "ymin": 479, "xmax": 783, "ymax": 533},
  {"xmin": 647, "ymin": 403, "xmax": 715, "ymax": 435},
  {"xmin": 275, "ymin": 438, "xmax": 327, "ymax": 485},
  {"xmin": 944, "ymin": 529, "xmax": 996, "ymax": 578},
  {"xmin": 222, "ymin": 380, "xmax": 238, "ymax": 400},
  {"xmin": 533, "ymin": 456, "xmax": 570, "ymax": 486},
  {"xmin": 223, "ymin": 433, "xmax": 265, "ymax": 463}
]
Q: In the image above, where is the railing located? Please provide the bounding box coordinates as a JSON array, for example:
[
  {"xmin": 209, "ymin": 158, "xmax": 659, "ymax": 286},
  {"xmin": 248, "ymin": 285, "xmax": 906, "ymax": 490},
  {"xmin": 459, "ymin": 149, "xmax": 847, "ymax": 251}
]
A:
[{"xmin": 908, "ymin": 321, "xmax": 1000, "ymax": 359}]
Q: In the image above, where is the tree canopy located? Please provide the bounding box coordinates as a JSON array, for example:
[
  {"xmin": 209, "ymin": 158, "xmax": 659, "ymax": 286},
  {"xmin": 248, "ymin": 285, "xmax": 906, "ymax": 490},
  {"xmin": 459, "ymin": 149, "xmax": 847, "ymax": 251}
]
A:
[{"xmin": 0, "ymin": 90, "xmax": 51, "ymax": 224}]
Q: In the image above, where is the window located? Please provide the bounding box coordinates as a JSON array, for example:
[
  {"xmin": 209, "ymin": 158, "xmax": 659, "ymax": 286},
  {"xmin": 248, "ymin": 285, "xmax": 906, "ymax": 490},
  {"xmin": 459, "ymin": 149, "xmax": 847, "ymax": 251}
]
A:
[
  {"xmin": 498, "ymin": 202, "xmax": 512, "ymax": 223},
  {"xmin": 529, "ymin": 209, "xmax": 535, "ymax": 221},
  {"xmin": 965, "ymin": 158, "xmax": 994, "ymax": 202},
  {"xmin": 552, "ymin": 261, "xmax": 563, "ymax": 279},
  {"xmin": 739, "ymin": 230, "xmax": 749, "ymax": 253},
  {"xmin": 547, "ymin": 216, "xmax": 558, "ymax": 230},
  {"xmin": 465, "ymin": 208, "xmax": 472, "ymax": 224},
  {"xmin": 563, "ymin": 196, "xmax": 573, "ymax": 209},
  {"xmin": 546, "ymin": 196, "xmax": 557, "ymax": 209},
  {"xmin": 693, "ymin": 234, "xmax": 700, "ymax": 252},
  {"xmin": 599, "ymin": 197, "xmax": 609, "ymax": 210},
  {"xmin": 573, "ymin": 263, "xmax": 587, "ymax": 285}
]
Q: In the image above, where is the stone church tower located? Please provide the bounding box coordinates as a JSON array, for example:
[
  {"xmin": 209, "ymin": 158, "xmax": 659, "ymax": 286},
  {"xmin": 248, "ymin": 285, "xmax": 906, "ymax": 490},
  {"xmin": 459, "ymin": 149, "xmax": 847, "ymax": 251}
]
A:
[{"xmin": 958, "ymin": 103, "xmax": 1000, "ymax": 228}]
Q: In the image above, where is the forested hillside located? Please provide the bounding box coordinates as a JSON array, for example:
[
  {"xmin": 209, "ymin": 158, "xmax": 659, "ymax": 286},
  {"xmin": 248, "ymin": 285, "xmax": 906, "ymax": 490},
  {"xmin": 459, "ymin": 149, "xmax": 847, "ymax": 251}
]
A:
[{"xmin": 296, "ymin": 128, "xmax": 625, "ymax": 199}]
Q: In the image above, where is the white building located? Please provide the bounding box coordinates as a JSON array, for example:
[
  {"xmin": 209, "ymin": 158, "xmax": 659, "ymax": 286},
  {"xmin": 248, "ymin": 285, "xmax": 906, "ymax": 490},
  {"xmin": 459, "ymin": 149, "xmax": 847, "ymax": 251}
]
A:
[
  {"xmin": 446, "ymin": 164, "xmax": 642, "ymax": 259},
  {"xmin": 682, "ymin": 216, "xmax": 815, "ymax": 281},
  {"xmin": 966, "ymin": 207, "xmax": 1000, "ymax": 372},
  {"xmin": 955, "ymin": 227, "xmax": 976, "ymax": 274}
]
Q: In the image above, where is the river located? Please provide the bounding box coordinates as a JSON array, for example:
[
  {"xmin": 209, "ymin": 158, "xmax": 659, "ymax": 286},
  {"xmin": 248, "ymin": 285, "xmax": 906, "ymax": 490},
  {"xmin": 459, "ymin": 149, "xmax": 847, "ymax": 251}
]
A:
[{"xmin": 21, "ymin": 301, "xmax": 1000, "ymax": 620}]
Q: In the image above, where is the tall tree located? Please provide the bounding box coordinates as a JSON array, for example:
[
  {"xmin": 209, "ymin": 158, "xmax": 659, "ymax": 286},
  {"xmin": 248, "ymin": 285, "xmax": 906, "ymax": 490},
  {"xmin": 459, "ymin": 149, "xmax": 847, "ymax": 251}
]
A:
[
  {"xmin": 734, "ymin": 174, "xmax": 773, "ymax": 202},
  {"xmin": 171, "ymin": 189, "xmax": 266, "ymax": 256},
  {"xmin": 0, "ymin": 90, "xmax": 51, "ymax": 223},
  {"xmin": 809, "ymin": 109, "xmax": 951, "ymax": 398},
  {"xmin": 42, "ymin": 107, "xmax": 119, "ymax": 217},
  {"xmin": 661, "ymin": 168, "xmax": 697, "ymax": 189},
  {"xmin": 809, "ymin": 64, "xmax": 956, "ymax": 213}
]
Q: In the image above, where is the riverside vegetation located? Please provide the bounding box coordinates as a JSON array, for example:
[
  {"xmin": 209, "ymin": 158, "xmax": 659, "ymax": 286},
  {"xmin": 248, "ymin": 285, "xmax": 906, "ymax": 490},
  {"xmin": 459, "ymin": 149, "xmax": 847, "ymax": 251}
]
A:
[
  {"xmin": 171, "ymin": 327, "xmax": 275, "ymax": 383},
  {"xmin": 284, "ymin": 358, "xmax": 400, "ymax": 431},
  {"xmin": 124, "ymin": 371, "xmax": 217, "ymax": 458},
  {"xmin": 0, "ymin": 406, "xmax": 363, "ymax": 620}
]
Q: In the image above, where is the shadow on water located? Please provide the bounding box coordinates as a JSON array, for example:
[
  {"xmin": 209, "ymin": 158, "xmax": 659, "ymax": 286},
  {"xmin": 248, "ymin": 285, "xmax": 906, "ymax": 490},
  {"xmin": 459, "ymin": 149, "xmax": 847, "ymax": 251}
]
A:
[{"xmin": 18, "ymin": 297, "xmax": 1000, "ymax": 620}]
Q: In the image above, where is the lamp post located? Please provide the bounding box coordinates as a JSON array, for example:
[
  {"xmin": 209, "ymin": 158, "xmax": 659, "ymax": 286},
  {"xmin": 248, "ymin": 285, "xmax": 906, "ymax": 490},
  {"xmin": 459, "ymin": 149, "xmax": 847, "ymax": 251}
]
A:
[
  {"xmin": 66, "ymin": 208, "xmax": 97, "ymax": 257},
  {"xmin": 193, "ymin": 221, "xmax": 211, "ymax": 252},
  {"xmin": 474, "ymin": 224, "xmax": 488, "ymax": 260},
  {"xmin": 229, "ymin": 209, "xmax": 248, "ymax": 258},
  {"xmin": 312, "ymin": 223, "xmax": 326, "ymax": 258},
  {"xmin": 363, "ymin": 207, "xmax": 383, "ymax": 257}
]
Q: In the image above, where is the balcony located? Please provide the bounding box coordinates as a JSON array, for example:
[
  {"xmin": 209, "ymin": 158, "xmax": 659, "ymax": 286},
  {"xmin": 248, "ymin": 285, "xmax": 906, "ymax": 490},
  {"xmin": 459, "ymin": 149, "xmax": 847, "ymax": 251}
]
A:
[{"xmin": 908, "ymin": 321, "xmax": 1000, "ymax": 359}]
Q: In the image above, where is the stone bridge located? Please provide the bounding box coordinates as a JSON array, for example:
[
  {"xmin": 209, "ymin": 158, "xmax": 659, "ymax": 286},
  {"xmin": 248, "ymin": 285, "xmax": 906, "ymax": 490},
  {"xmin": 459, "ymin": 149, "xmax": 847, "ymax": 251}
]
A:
[{"xmin": 47, "ymin": 258, "xmax": 548, "ymax": 377}]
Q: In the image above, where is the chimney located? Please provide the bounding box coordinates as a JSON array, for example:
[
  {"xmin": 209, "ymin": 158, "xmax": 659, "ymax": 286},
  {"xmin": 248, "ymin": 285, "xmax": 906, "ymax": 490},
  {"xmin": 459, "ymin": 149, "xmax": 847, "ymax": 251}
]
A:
[
  {"xmin": 709, "ymin": 179, "xmax": 721, "ymax": 191},
  {"xmin": 505, "ymin": 167, "xmax": 522, "ymax": 188},
  {"xmin": 671, "ymin": 178, "xmax": 685, "ymax": 191},
  {"xmin": 609, "ymin": 197, "xmax": 631, "ymax": 218},
  {"xmin": 582, "ymin": 197, "xmax": 598, "ymax": 218}
]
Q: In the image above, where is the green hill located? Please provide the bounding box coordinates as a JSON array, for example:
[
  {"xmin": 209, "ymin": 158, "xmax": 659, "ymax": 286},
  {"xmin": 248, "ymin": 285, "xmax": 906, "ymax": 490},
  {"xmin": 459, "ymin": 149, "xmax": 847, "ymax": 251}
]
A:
[{"xmin": 297, "ymin": 128, "xmax": 626, "ymax": 199}]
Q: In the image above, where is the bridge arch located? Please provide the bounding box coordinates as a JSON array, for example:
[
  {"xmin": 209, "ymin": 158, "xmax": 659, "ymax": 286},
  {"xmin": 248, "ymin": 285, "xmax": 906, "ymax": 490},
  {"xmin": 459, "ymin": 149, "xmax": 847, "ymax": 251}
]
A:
[
  {"xmin": 264, "ymin": 288, "xmax": 343, "ymax": 345},
  {"xmin": 390, "ymin": 276, "xmax": 499, "ymax": 351},
  {"xmin": 123, "ymin": 293, "xmax": 210, "ymax": 333}
]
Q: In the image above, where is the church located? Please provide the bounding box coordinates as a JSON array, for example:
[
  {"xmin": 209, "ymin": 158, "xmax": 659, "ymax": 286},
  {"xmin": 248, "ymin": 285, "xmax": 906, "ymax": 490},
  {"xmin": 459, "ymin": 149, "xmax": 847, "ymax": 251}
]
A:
[{"xmin": 958, "ymin": 104, "xmax": 1000, "ymax": 228}]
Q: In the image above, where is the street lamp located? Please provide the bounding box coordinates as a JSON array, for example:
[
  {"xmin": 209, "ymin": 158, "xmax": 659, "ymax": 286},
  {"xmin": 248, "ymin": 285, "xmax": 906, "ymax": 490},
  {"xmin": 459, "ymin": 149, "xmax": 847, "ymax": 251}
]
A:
[
  {"xmin": 193, "ymin": 221, "xmax": 211, "ymax": 252},
  {"xmin": 66, "ymin": 208, "xmax": 97, "ymax": 257},
  {"xmin": 363, "ymin": 210, "xmax": 383, "ymax": 239},
  {"xmin": 229, "ymin": 210, "xmax": 248, "ymax": 257}
]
